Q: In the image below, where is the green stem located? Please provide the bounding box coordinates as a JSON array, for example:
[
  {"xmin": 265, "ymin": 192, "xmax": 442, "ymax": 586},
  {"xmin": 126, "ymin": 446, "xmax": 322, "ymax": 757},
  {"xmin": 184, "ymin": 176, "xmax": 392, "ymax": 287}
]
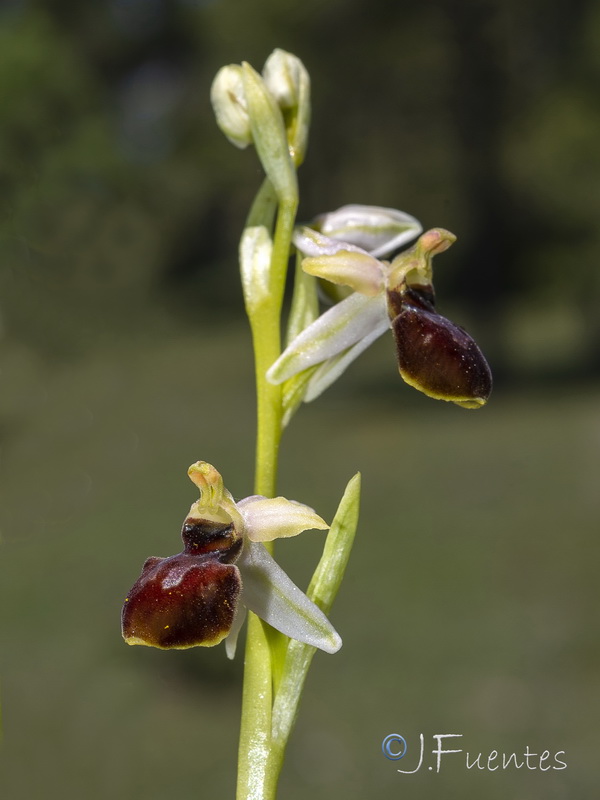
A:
[
  {"xmin": 236, "ymin": 194, "xmax": 298, "ymax": 800},
  {"xmin": 251, "ymin": 309, "xmax": 282, "ymax": 499},
  {"xmin": 236, "ymin": 613, "xmax": 277, "ymax": 800},
  {"xmin": 251, "ymin": 197, "xmax": 297, "ymax": 497}
]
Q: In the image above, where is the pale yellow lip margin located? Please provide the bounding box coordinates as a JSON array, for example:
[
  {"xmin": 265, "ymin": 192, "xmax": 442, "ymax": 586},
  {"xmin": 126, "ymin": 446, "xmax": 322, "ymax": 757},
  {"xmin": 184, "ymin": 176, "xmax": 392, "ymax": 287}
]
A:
[
  {"xmin": 399, "ymin": 368, "xmax": 487, "ymax": 409},
  {"xmin": 123, "ymin": 631, "xmax": 227, "ymax": 650}
]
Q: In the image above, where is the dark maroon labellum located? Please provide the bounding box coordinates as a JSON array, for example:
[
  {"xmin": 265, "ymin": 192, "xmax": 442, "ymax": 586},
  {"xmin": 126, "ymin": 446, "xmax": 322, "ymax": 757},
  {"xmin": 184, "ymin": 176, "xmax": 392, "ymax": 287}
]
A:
[
  {"xmin": 388, "ymin": 285, "xmax": 492, "ymax": 408},
  {"xmin": 121, "ymin": 518, "xmax": 242, "ymax": 649}
]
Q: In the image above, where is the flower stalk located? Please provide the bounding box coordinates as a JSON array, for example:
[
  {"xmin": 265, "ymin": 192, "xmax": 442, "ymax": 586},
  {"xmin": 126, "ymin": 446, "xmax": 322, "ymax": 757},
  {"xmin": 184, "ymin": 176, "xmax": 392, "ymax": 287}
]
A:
[{"xmin": 122, "ymin": 46, "xmax": 492, "ymax": 800}]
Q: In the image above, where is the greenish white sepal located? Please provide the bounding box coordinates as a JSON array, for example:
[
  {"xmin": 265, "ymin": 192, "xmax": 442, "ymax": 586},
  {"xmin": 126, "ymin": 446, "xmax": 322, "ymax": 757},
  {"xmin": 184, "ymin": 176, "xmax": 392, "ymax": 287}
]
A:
[
  {"xmin": 304, "ymin": 316, "xmax": 389, "ymax": 401},
  {"xmin": 267, "ymin": 292, "xmax": 388, "ymax": 385},
  {"xmin": 315, "ymin": 204, "xmax": 422, "ymax": 258},
  {"xmin": 210, "ymin": 65, "xmax": 252, "ymax": 149},
  {"xmin": 238, "ymin": 541, "xmax": 342, "ymax": 654},
  {"xmin": 238, "ymin": 495, "xmax": 329, "ymax": 542},
  {"xmin": 239, "ymin": 225, "xmax": 273, "ymax": 312},
  {"xmin": 293, "ymin": 226, "xmax": 370, "ymax": 258}
]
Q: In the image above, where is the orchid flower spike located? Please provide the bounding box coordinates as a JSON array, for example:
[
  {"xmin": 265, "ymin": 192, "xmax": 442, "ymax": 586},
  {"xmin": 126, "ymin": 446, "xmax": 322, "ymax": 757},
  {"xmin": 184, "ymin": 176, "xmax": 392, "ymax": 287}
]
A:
[
  {"xmin": 267, "ymin": 217, "xmax": 492, "ymax": 409},
  {"xmin": 121, "ymin": 462, "xmax": 340, "ymax": 659}
]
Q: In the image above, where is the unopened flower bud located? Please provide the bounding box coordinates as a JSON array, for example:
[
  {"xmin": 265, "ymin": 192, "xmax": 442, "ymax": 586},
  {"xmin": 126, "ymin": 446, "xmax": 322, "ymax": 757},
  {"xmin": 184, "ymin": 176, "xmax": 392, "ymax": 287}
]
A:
[
  {"xmin": 262, "ymin": 49, "xmax": 310, "ymax": 165},
  {"xmin": 211, "ymin": 65, "xmax": 252, "ymax": 149},
  {"xmin": 263, "ymin": 48, "xmax": 305, "ymax": 110},
  {"xmin": 239, "ymin": 225, "xmax": 273, "ymax": 313}
]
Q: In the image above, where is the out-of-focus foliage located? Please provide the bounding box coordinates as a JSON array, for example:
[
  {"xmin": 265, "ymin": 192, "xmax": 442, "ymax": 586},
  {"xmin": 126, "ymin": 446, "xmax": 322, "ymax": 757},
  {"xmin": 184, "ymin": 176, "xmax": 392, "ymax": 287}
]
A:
[{"xmin": 0, "ymin": 2, "xmax": 256, "ymax": 353}]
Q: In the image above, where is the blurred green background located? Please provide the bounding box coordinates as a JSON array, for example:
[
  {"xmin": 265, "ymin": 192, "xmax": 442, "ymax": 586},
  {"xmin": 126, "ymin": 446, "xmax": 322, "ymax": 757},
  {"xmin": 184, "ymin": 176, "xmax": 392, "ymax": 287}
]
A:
[{"xmin": 1, "ymin": 0, "xmax": 599, "ymax": 798}]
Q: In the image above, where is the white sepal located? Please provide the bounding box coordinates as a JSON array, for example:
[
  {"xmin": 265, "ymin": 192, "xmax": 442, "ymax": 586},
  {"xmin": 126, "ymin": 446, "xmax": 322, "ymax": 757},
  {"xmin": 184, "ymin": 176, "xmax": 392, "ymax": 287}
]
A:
[
  {"xmin": 293, "ymin": 227, "xmax": 371, "ymax": 258},
  {"xmin": 238, "ymin": 495, "xmax": 328, "ymax": 542},
  {"xmin": 267, "ymin": 292, "xmax": 387, "ymax": 385},
  {"xmin": 304, "ymin": 314, "xmax": 390, "ymax": 401},
  {"xmin": 315, "ymin": 204, "xmax": 422, "ymax": 258},
  {"xmin": 238, "ymin": 541, "xmax": 342, "ymax": 654}
]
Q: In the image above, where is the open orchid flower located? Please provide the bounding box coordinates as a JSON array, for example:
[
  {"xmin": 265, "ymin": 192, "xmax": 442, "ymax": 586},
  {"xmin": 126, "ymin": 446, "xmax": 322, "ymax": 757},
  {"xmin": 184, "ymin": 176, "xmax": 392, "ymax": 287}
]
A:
[
  {"xmin": 304, "ymin": 204, "xmax": 422, "ymax": 306},
  {"xmin": 267, "ymin": 223, "xmax": 492, "ymax": 408},
  {"xmin": 121, "ymin": 462, "xmax": 341, "ymax": 659}
]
